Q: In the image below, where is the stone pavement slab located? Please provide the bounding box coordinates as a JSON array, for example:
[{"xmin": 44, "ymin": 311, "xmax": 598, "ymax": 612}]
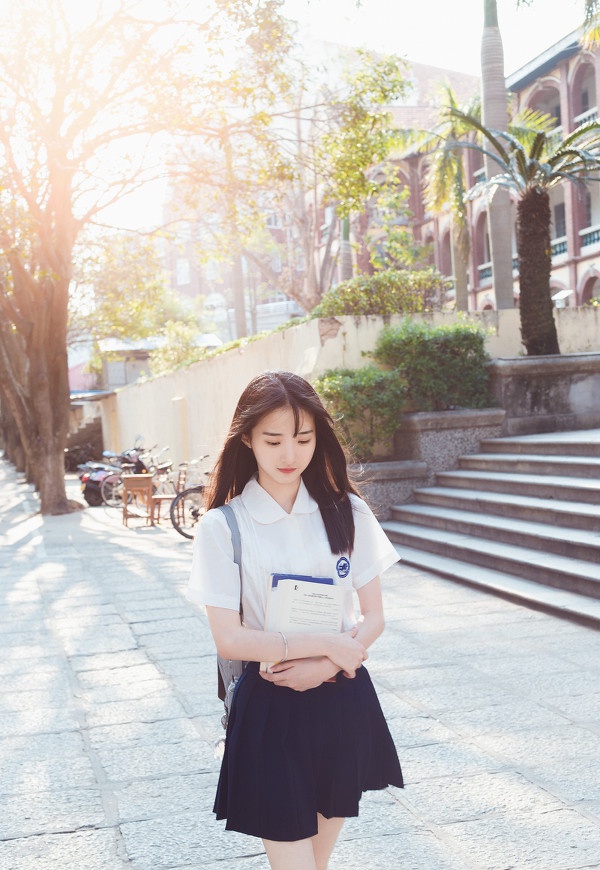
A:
[{"xmin": 0, "ymin": 461, "xmax": 599, "ymax": 869}]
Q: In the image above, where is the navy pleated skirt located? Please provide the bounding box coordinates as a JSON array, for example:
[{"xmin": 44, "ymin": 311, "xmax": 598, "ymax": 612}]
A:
[{"xmin": 214, "ymin": 661, "xmax": 403, "ymax": 842}]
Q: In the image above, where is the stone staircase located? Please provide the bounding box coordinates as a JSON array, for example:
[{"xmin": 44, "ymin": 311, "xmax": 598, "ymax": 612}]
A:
[{"xmin": 381, "ymin": 429, "xmax": 600, "ymax": 627}]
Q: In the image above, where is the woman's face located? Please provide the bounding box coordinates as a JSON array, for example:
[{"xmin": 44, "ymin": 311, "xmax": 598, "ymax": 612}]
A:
[{"xmin": 242, "ymin": 405, "xmax": 316, "ymax": 500}]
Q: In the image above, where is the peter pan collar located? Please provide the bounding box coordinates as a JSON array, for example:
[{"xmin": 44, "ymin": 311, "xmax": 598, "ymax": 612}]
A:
[{"xmin": 241, "ymin": 476, "xmax": 319, "ymax": 523}]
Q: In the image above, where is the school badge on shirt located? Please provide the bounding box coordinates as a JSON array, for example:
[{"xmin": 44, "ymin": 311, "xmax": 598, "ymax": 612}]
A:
[{"xmin": 336, "ymin": 556, "xmax": 350, "ymax": 578}]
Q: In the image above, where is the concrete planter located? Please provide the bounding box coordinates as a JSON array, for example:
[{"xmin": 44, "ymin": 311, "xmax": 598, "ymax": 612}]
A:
[
  {"xmin": 489, "ymin": 353, "xmax": 600, "ymax": 435},
  {"xmin": 392, "ymin": 408, "xmax": 506, "ymax": 476},
  {"xmin": 353, "ymin": 408, "xmax": 506, "ymax": 519},
  {"xmin": 350, "ymin": 460, "xmax": 428, "ymax": 520}
]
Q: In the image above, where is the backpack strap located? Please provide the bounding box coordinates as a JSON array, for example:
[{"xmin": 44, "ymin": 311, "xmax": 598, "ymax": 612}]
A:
[
  {"xmin": 217, "ymin": 503, "xmax": 241, "ymax": 568},
  {"xmin": 216, "ymin": 503, "xmax": 244, "ymax": 705}
]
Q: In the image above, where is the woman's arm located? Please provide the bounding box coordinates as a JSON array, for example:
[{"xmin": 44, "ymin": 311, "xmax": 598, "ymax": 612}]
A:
[
  {"xmin": 261, "ymin": 575, "xmax": 385, "ymax": 691},
  {"xmin": 353, "ymin": 575, "xmax": 385, "ymax": 649},
  {"xmin": 205, "ymin": 605, "xmax": 366, "ymax": 675}
]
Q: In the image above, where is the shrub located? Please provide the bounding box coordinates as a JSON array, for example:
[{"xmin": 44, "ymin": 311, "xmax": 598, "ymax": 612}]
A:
[
  {"xmin": 314, "ymin": 366, "xmax": 407, "ymax": 460},
  {"xmin": 312, "ymin": 268, "xmax": 451, "ymax": 318},
  {"xmin": 373, "ymin": 319, "xmax": 492, "ymax": 411}
]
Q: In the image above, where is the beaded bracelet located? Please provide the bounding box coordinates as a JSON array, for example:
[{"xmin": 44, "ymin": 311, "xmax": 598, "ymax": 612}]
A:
[{"xmin": 279, "ymin": 630, "xmax": 289, "ymax": 663}]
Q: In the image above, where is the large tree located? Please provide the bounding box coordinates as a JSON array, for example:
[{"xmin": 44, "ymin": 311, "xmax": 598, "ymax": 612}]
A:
[
  {"xmin": 451, "ymin": 109, "xmax": 600, "ymax": 354},
  {"xmin": 0, "ymin": 0, "xmax": 289, "ymax": 513},
  {"xmin": 172, "ymin": 47, "xmax": 410, "ymax": 315}
]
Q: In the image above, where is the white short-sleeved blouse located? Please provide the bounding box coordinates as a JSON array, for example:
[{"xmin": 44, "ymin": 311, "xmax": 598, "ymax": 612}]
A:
[{"xmin": 186, "ymin": 476, "xmax": 399, "ymax": 632}]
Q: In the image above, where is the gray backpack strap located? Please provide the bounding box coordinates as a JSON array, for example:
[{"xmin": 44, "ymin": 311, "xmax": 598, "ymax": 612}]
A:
[
  {"xmin": 217, "ymin": 503, "xmax": 241, "ymax": 568},
  {"xmin": 215, "ymin": 503, "xmax": 246, "ymax": 734}
]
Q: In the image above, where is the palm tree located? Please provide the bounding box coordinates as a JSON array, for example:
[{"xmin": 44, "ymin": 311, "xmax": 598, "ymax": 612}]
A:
[
  {"xmin": 450, "ymin": 110, "xmax": 600, "ymax": 354},
  {"xmin": 423, "ymin": 86, "xmax": 477, "ymax": 311},
  {"xmin": 481, "ymin": 0, "xmax": 514, "ymax": 309},
  {"xmin": 480, "ymin": 1, "xmax": 600, "ymax": 310},
  {"xmin": 399, "ymin": 85, "xmax": 552, "ymax": 314}
]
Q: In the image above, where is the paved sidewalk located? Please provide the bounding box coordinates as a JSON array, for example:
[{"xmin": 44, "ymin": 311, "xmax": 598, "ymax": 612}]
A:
[{"xmin": 0, "ymin": 459, "xmax": 599, "ymax": 870}]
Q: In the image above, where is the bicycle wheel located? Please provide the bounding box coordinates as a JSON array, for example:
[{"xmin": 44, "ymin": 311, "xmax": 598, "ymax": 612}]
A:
[
  {"xmin": 101, "ymin": 472, "xmax": 124, "ymax": 508},
  {"xmin": 170, "ymin": 485, "xmax": 205, "ymax": 539}
]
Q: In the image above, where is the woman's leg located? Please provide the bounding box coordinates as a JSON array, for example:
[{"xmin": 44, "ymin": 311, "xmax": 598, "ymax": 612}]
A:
[
  {"xmin": 311, "ymin": 814, "xmax": 345, "ymax": 870},
  {"xmin": 262, "ymin": 837, "xmax": 317, "ymax": 870}
]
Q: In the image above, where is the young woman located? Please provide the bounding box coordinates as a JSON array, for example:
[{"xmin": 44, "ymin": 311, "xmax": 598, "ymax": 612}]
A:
[{"xmin": 187, "ymin": 371, "xmax": 403, "ymax": 870}]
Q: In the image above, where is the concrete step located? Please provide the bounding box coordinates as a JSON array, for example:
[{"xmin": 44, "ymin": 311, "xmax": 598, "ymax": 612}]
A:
[
  {"xmin": 414, "ymin": 486, "xmax": 600, "ymax": 531},
  {"xmin": 390, "ymin": 503, "xmax": 600, "ymax": 562},
  {"xmin": 435, "ymin": 469, "xmax": 600, "ymax": 504},
  {"xmin": 381, "ymin": 521, "xmax": 600, "ymax": 599},
  {"xmin": 480, "ymin": 429, "xmax": 600, "ymax": 457},
  {"xmin": 459, "ymin": 452, "xmax": 600, "ymax": 478},
  {"xmin": 389, "ymin": 544, "xmax": 600, "ymax": 629}
]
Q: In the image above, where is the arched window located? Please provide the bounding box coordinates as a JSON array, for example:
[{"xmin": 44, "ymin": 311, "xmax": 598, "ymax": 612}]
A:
[{"xmin": 581, "ymin": 275, "xmax": 600, "ymax": 305}]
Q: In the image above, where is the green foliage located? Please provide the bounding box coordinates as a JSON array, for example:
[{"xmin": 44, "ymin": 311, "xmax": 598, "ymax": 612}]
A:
[
  {"xmin": 313, "ymin": 318, "xmax": 493, "ymax": 460},
  {"xmin": 148, "ymin": 322, "xmax": 208, "ymax": 377},
  {"xmin": 69, "ymin": 233, "xmax": 186, "ymax": 345},
  {"xmin": 373, "ymin": 320, "xmax": 492, "ymax": 411},
  {"xmin": 312, "ymin": 269, "xmax": 450, "ymax": 318},
  {"xmin": 314, "ymin": 366, "xmax": 407, "ymax": 461},
  {"xmin": 319, "ymin": 51, "xmax": 410, "ymax": 218},
  {"xmin": 367, "ymin": 181, "xmax": 432, "ymax": 271}
]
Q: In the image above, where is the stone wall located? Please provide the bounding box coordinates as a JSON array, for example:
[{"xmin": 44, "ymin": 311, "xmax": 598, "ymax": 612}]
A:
[
  {"xmin": 350, "ymin": 460, "xmax": 429, "ymax": 520},
  {"xmin": 489, "ymin": 353, "xmax": 600, "ymax": 435}
]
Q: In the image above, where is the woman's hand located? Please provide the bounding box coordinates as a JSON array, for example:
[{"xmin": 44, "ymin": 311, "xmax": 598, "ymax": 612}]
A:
[
  {"xmin": 260, "ymin": 656, "xmax": 339, "ymax": 692},
  {"xmin": 326, "ymin": 629, "xmax": 367, "ymax": 678}
]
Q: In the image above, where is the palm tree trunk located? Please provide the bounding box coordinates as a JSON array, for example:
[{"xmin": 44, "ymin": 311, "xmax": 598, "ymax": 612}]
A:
[
  {"xmin": 481, "ymin": 0, "xmax": 515, "ymax": 309},
  {"xmin": 517, "ymin": 189, "xmax": 560, "ymax": 355},
  {"xmin": 450, "ymin": 219, "xmax": 469, "ymax": 311},
  {"xmin": 340, "ymin": 217, "xmax": 353, "ymax": 281}
]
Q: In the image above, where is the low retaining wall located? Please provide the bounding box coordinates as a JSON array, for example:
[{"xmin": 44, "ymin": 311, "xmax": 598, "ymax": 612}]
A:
[
  {"xmin": 392, "ymin": 408, "xmax": 506, "ymax": 476},
  {"xmin": 489, "ymin": 353, "xmax": 600, "ymax": 435},
  {"xmin": 351, "ymin": 460, "xmax": 428, "ymax": 520},
  {"xmin": 354, "ymin": 409, "xmax": 506, "ymax": 520}
]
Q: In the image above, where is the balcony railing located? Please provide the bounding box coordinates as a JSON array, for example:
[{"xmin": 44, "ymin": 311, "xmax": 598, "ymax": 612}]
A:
[
  {"xmin": 551, "ymin": 236, "xmax": 568, "ymax": 256},
  {"xmin": 574, "ymin": 107, "xmax": 598, "ymax": 127},
  {"xmin": 477, "ymin": 262, "xmax": 492, "ymax": 282},
  {"xmin": 547, "ymin": 126, "xmax": 563, "ymax": 148},
  {"xmin": 478, "ymin": 258, "xmax": 519, "ymax": 283},
  {"xmin": 580, "ymin": 224, "xmax": 600, "ymax": 247}
]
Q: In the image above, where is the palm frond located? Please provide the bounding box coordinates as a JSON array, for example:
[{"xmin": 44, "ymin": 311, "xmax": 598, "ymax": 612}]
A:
[
  {"xmin": 425, "ymin": 147, "xmax": 457, "ymax": 210},
  {"xmin": 448, "ymin": 108, "xmax": 512, "ymax": 166},
  {"xmin": 561, "ymin": 120, "xmax": 600, "ymax": 151},
  {"xmin": 551, "ymin": 146, "xmax": 600, "ymax": 173},
  {"xmin": 582, "ymin": 2, "xmax": 600, "ymax": 48},
  {"xmin": 445, "ymin": 137, "xmax": 508, "ymax": 175},
  {"xmin": 510, "ymin": 107, "xmax": 556, "ymax": 135},
  {"xmin": 388, "ymin": 126, "xmax": 439, "ymax": 159},
  {"xmin": 466, "ymin": 173, "xmax": 522, "ymax": 203},
  {"xmin": 529, "ymin": 131, "xmax": 547, "ymax": 163}
]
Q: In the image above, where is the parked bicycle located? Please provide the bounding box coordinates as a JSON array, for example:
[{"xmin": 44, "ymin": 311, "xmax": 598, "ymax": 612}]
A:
[
  {"xmin": 78, "ymin": 442, "xmax": 145, "ymax": 506},
  {"xmin": 100, "ymin": 446, "xmax": 173, "ymax": 508},
  {"xmin": 169, "ymin": 455, "xmax": 211, "ymax": 539},
  {"xmin": 169, "ymin": 484, "xmax": 206, "ymax": 539}
]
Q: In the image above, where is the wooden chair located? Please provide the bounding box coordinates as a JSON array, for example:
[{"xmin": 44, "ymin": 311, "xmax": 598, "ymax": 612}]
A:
[
  {"xmin": 151, "ymin": 464, "xmax": 187, "ymax": 525},
  {"xmin": 122, "ymin": 474, "xmax": 155, "ymax": 527}
]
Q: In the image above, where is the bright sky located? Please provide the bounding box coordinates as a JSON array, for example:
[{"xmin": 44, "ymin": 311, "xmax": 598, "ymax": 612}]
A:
[{"xmin": 283, "ymin": 0, "xmax": 585, "ymax": 77}]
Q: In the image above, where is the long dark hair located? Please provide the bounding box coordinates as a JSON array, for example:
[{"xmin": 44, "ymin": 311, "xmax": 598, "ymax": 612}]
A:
[{"xmin": 206, "ymin": 371, "xmax": 359, "ymax": 554}]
